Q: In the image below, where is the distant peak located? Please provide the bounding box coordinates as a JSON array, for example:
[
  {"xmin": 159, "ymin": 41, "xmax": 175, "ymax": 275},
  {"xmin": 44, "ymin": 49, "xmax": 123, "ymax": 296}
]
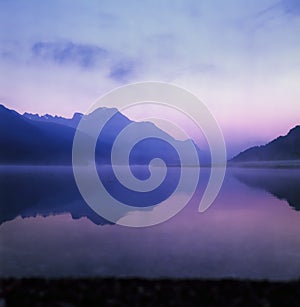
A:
[
  {"xmin": 0, "ymin": 104, "xmax": 12, "ymax": 112},
  {"xmin": 230, "ymin": 124, "xmax": 300, "ymax": 162},
  {"xmin": 288, "ymin": 125, "xmax": 300, "ymax": 134},
  {"xmin": 72, "ymin": 112, "xmax": 83, "ymax": 119}
]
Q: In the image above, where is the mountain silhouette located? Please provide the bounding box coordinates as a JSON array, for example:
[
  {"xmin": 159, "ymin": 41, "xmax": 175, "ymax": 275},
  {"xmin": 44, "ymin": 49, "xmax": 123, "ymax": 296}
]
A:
[
  {"xmin": 0, "ymin": 104, "xmax": 75, "ymax": 165},
  {"xmin": 0, "ymin": 104, "xmax": 210, "ymax": 166},
  {"xmin": 230, "ymin": 126, "xmax": 300, "ymax": 162},
  {"xmin": 24, "ymin": 111, "xmax": 83, "ymax": 128},
  {"xmin": 0, "ymin": 104, "xmax": 209, "ymax": 225}
]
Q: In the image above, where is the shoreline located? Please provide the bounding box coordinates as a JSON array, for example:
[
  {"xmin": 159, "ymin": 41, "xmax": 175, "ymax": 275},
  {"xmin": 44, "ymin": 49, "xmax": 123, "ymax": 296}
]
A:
[
  {"xmin": 1, "ymin": 277, "xmax": 300, "ymax": 306},
  {"xmin": 227, "ymin": 160, "xmax": 300, "ymax": 169},
  {"xmin": 1, "ymin": 160, "xmax": 300, "ymax": 172}
]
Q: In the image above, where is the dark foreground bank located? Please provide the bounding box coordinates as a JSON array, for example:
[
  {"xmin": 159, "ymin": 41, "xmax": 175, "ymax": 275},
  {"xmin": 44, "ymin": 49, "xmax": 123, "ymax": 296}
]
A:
[{"xmin": 1, "ymin": 278, "xmax": 300, "ymax": 307}]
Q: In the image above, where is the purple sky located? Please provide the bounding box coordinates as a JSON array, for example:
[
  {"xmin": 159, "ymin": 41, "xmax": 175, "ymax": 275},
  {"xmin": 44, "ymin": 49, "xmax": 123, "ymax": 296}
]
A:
[{"xmin": 0, "ymin": 0, "xmax": 299, "ymax": 156}]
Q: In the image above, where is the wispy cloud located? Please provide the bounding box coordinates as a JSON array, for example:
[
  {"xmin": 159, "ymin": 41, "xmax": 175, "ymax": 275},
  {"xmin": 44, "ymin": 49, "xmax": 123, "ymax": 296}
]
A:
[
  {"xmin": 254, "ymin": 0, "xmax": 300, "ymax": 19},
  {"xmin": 280, "ymin": 0, "xmax": 300, "ymax": 15},
  {"xmin": 31, "ymin": 41, "xmax": 108, "ymax": 69},
  {"xmin": 0, "ymin": 0, "xmax": 299, "ymax": 140},
  {"xmin": 109, "ymin": 60, "xmax": 135, "ymax": 82}
]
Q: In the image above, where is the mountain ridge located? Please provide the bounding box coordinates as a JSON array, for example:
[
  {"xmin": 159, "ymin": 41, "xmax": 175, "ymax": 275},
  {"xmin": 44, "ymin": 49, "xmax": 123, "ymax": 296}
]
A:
[
  {"xmin": 231, "ymin": 125, "xmax": 300, "ymax": 162},
  {"xmin": 0, "ymin": 104, "xmax": 210, "ymax": 165},
  {"xmin": 23, "ymin": 111, "xmax": 83, "ymax": 128}
]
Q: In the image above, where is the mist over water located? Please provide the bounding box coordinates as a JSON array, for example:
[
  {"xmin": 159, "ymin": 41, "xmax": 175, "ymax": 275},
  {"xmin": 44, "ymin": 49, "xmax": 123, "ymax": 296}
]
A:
[{"xmin": 0, "ymin": 166, "xmax": 300, "ymax": 280}]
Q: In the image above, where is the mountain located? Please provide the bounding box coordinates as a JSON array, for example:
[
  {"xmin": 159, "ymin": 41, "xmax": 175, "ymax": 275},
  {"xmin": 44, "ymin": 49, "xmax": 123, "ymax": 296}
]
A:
[
  {"xmin": 24, "ymin": 111, "xmax": 83, "ymax": 128},
  {"xmin": 0, "ymin": 104, "xmax": 209, "ymax": 165},
  {"xmin": 0, "ymin": 104, "xmax": 75, "ymax": 165},
  {"xmin": 230, "ymin": 126, "xmax": 300, "ymax": 162}
]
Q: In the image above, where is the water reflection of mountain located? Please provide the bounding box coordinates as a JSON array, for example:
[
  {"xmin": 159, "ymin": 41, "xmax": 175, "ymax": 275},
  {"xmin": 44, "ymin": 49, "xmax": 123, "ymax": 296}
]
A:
[
  {"xmin": 0, "ymin": 166, "xmax": 184, "ymax": 226},
  {"xmin": 0, "ymin": 167, "xmax": 111, "ymax": 226},
  {"xmin": 233, "ymin": 169, "xmax": 300, "ymax": 211}
]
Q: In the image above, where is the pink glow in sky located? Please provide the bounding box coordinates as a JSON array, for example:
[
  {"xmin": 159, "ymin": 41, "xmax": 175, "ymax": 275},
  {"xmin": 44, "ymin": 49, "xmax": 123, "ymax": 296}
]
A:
[{"xmin": 0, "ymin": 0, "xmax": 299, "ymax": 156}]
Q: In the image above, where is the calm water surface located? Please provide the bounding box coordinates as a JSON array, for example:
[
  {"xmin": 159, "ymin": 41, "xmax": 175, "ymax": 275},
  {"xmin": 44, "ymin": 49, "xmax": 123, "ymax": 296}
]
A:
[{"xmin": 0, "ymin": 166, "xmax": 300, "ymax": 280}]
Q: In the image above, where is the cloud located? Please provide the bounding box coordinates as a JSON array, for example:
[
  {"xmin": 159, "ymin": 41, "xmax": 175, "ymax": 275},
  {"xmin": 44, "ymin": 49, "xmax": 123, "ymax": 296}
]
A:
[
  {"xmin": 109, "ymin": 60, "xmax": 135, "ymax": 82},
  {"xmin": 0, "ymin": 50, "xmax": 14, "ymax": 60},
  {"xmin": 280, "ymin": 0, "xmax": 300, "ymax": 15},
  {"xmin": 31, "ymin": 41, "xmax": 108, "ymax": 69},
  {"xmin": 29, "ymin": 40, "xmax": 138, "ymax": 83},
  {"xmin": 255, "ymin": 0, "xmax": 300, "ymax": 19}
]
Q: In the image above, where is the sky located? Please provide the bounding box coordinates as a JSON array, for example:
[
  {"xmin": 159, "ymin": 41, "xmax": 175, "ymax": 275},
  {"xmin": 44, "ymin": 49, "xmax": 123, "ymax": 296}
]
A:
[{"xmin": 0, "ymin": 0, "xmax": 299, "ymax": 156}]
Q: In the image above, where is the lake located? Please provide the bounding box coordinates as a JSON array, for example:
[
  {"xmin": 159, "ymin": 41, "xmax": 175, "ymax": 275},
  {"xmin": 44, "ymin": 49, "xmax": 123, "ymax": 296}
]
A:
[{"xmin": 0, "ymin": 165, "xmax": 300, "ymax": 280}]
